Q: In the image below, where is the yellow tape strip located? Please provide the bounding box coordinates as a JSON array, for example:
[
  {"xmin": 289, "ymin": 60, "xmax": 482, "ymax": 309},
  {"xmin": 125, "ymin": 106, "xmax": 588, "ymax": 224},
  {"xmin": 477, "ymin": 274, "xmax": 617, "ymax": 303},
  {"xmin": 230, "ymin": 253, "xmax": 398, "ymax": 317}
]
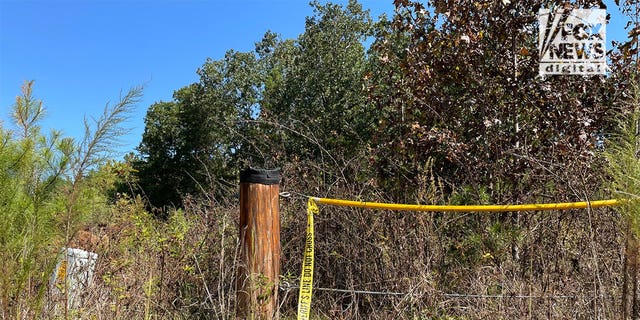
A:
[
  {"xmin": 312, "ymin": 197, "xmax": 619, "ymax": 212},
  {"xmin": 297, "ymin": 198, "xmax": 319, "ymax": 320}
]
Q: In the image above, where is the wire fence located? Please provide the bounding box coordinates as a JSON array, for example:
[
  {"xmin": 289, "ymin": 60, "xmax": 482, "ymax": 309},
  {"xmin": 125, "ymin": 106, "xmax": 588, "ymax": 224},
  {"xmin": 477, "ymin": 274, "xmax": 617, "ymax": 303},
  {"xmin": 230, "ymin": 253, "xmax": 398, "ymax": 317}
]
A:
[
  {"xmin": 280, "ymin": 282, "xmax": 615, "ymax": 301},
  {"xmin": 292, "ymin": 196, "xmax": 623, "ymax": 318}
]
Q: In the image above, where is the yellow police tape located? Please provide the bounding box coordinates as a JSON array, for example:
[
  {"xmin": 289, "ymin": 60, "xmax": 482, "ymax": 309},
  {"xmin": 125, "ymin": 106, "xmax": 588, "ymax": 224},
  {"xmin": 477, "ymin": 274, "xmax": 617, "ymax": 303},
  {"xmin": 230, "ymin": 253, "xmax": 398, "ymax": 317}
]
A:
[
  {"xmin": 297, "ymin": 198, "xmax": 318, "ymax": 320},
  {"xmin": 297, "ymin": 196, "xmax": 619, "ymax": 319},
  {"xmin": 312, "ymin": 197, "xmax": 619, "ymax": 212}
]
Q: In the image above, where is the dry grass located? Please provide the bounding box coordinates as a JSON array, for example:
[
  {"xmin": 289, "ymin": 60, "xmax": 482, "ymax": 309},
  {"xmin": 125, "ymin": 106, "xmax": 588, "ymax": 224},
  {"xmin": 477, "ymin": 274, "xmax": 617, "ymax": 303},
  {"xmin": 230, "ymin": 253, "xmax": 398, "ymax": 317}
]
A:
[{"xmin": 33, "ymin": 161, "xmax": 628, "ymax": 319}]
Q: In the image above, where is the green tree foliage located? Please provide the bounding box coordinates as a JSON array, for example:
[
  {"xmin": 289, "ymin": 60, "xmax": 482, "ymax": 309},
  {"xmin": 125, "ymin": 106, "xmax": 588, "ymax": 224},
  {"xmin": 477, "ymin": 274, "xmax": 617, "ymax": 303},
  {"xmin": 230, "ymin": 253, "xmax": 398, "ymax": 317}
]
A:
[
  {"xmin": 0, "ymin": 81, "xmax": 141, "ymax": 318},
  {"xmin": 0, "ymin": 81, "xmax": 70, "ymax": 317},
  {"xmin": 136, "ymin": 50, "xmax": 262, "ymax": 209},
  {"xmin": 135, "ymin": 0, "xmax": 376, "ymax": 209},
  {"xmin": 135, "ymin": 100, "xmax": 186, "ymax": 209},
  {"xmin": 260, "ymin": 0, "xmax": 374, "ymax": 161},
  {"xmin": 134, "ymin": 0, "xmax": 632, "ymax": 210}
]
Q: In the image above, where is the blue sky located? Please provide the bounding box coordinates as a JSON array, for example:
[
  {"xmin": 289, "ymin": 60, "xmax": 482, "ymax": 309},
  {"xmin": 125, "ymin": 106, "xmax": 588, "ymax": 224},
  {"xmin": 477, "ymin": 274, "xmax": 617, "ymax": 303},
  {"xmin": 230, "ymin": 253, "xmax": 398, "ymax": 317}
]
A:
[{"xmin": 0, "ymin": 0, "xmax": 631, "ymax": 158}]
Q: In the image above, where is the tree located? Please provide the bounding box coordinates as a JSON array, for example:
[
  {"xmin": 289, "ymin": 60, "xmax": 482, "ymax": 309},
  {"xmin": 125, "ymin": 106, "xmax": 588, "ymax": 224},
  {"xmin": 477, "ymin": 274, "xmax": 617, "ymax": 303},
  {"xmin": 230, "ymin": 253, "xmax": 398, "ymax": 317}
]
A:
[
  {"xmin": 136, "ymin": 51, "xmax": 263, "ymax": 209},
  {"xmin": 0, "ymin": 81, "xmax": 141, "ymax": 318},
  {"xmin": 260, "ymin": 0, "xmax": 374, "ymax": 168},
  {"xmin": 135, "ymin": 1, "xmax": 377, "ymax": 208},
  {"xmin": 135, "ymin": 100, "xmax": 187, "ymax": 209},
  {"xmin": 368, "ymin": 0, "xmax": 620, "ymax": 203},
  {"xmin": 0, "ymin": 81, "xmax": 69, "ymax": 318},
  {"xmin": 359, "ymin": 0, "xmax": 635, "ymax": 306}
]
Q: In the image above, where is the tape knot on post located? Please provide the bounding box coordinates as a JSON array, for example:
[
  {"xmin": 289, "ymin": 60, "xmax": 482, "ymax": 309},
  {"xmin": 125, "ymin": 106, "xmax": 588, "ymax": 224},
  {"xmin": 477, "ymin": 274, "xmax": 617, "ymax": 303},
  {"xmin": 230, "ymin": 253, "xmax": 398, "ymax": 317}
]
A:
[{"xmin": 307, "ymin": 198, "xmax": 319, "ymax": 215}]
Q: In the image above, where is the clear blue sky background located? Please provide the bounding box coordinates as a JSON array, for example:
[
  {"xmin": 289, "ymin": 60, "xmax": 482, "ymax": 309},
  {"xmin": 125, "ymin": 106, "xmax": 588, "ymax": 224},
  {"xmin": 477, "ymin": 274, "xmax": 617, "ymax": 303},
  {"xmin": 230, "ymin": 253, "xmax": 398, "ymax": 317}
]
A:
[{"xmin": 0, "ymin": 0, "xmax": 631, "ymax": 158}]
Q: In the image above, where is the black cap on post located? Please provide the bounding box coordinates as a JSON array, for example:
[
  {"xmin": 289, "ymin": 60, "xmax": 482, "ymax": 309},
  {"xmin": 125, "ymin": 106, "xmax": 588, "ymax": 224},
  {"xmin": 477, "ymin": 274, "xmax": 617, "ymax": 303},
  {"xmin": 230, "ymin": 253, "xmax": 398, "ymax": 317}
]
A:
[{"xmin": 239, "ymin": 168, "xmax": 281, "ymax": 185}]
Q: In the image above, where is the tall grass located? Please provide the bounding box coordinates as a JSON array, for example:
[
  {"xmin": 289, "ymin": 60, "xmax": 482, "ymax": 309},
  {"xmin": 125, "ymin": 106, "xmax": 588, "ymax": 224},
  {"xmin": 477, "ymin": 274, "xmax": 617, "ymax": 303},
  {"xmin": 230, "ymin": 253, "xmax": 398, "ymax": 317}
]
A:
[{"xmin": 605, "ymin": 73, "xmax": 640, "ymax": 318}]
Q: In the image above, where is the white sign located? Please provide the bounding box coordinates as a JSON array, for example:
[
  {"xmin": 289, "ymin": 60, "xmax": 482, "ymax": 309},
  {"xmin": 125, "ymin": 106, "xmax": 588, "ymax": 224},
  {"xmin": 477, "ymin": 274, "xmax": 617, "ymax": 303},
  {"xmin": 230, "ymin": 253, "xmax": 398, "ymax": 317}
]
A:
[
  {"xmin": 50, "ymin": 248, "xmax": 98, "ymax": 309},
  {"xmin": 538, "ymin": 8, "xmax": 607, "ymax": 76}
]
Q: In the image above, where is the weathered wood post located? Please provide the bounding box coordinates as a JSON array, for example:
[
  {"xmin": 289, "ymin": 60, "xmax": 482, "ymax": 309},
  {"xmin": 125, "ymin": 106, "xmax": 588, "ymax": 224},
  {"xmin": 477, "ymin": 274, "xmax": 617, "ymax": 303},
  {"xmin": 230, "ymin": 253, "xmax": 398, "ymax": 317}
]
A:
[{"xmin": 237, "ymin": 168, "xmax": 281, "ymax": 319}]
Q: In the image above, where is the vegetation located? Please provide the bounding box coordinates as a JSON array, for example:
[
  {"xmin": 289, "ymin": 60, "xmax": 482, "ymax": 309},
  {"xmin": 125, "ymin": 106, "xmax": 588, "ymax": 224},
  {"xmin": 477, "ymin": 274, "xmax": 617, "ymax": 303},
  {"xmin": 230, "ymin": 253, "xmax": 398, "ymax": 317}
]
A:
[
  {"xmin": 0, "ymin": 81, "xmax": 142, "ymax": 318},
  {"xmin": 2, "ymin": 0, "xmax": 640, "ymax": 318}
]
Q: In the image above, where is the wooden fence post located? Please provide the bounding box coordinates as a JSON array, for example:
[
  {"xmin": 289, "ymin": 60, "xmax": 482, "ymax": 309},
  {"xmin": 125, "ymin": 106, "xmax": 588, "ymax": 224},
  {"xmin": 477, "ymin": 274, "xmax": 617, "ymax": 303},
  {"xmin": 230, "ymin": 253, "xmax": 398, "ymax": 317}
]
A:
[{"xmin": 237, "ymin": 168, "xmax": 281, "ymax": 319}]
